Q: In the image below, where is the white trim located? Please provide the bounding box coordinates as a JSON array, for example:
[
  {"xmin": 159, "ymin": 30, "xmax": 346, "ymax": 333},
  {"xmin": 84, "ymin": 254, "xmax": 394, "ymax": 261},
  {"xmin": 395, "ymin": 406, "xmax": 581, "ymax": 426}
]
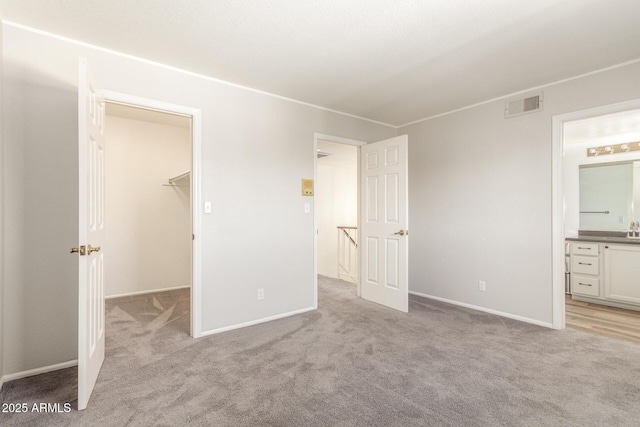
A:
[
  {"xmin": 102, "ymin": 91, "xmax": 199, "ymax": 117},
  {"xmin": 191, "ymin": 111, "xmax": 203, "ymax": 338},
  {"xmin": 2, "ymin": 360, "xmax": 78, "ymax": 384},
  {"xmin": 550, "ymin": 98, "xmax": 640, "ymax": 330},
  {"xmin": 398, "ymin": 58, "xmax": 640, "ymax": 128},
  {"xmin": 102, "ymin": 91, "xmax": 203, "ymax": 338},
  {"xmin": 105, "ymin": 285, "xmax": 190, "ymax": 300},
  {"xmin": 199, "ymin": 306, "xmax": 315, "ymax": 337},
  {"xmin": 313, "ymin": 133, "xmax": 367, "ymax": 307},
  {"xmin": 3, "ymin": 20, "xmax": 395, "ymax": 129},
  {"xmin": 315, "ymin": 133, "xmax": 369, "ymax": 147},
  {"xmin": 551, "ymin": 115, "xmax": 565, "ymax": 330},
  {"xmin": 409, "ymin": 291, "xmax": 554, "ymax": 329}
]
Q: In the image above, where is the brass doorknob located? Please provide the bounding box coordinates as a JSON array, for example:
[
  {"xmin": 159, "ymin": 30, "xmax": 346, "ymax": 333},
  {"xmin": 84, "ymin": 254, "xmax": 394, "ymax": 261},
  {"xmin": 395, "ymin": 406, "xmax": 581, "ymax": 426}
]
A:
[
  {"xmin": 87, "ymin": 244, "xmax": 101, "ymax": 254},
  {"xmin": 70, "ymin": 245, "xmax": 86, "ymax": 256},
  {"xmin": 394, "ymin": 230, "xmax": 406, "ymax": 236}
]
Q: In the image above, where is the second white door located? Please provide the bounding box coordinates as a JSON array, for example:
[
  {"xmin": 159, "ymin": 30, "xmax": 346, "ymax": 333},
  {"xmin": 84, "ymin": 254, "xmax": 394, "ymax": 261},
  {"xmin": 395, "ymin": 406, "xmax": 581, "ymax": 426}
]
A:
[{"xmin": 360, "ymin": 135, "xmax": 409, "ymax": 312}]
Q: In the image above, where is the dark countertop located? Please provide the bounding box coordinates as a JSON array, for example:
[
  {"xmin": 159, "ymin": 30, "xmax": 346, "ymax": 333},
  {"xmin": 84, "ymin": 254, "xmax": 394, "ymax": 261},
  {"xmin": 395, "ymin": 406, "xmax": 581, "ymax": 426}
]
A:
[{"xmin": 566, "ymin": 234, "xmax": 640, "ymax": 245}]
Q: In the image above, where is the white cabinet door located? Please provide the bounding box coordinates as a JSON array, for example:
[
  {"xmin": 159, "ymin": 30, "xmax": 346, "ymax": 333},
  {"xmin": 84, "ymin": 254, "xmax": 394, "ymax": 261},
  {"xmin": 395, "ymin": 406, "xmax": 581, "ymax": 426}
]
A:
[{"xmin": 604, "ymin": 244, "xmax": 640, "ymax": 305}]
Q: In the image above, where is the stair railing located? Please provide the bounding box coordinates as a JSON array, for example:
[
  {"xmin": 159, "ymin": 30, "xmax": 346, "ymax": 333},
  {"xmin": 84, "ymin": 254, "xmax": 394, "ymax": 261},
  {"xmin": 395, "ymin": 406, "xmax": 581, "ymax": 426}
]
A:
[{"xmin": 337, "ymin": 226, "xmax": 358, "ymax": 283}]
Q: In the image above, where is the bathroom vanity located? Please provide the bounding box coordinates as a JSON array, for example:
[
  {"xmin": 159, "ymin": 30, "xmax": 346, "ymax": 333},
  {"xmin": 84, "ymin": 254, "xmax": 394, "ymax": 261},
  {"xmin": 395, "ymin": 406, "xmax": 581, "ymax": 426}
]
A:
[{"xmin": 567, "ymin": 234, "xmax": 640, "ymax": 311}]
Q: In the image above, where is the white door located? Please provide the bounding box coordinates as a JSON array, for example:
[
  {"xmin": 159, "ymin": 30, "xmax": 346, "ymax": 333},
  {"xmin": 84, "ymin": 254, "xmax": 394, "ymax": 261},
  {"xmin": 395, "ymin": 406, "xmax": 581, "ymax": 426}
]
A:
[
  {"xmin": 77, "ymin": 58, "xmax": 106, "ymax": 410},
  {"xmin": 360, "ymin": 135, "xmax": 409, "ymax": 312}
]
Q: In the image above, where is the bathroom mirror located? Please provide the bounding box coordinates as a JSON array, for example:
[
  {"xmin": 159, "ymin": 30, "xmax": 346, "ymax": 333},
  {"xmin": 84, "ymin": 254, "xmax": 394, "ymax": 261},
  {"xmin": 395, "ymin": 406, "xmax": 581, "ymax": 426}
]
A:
[{"xmin": 579, "ymin": 160, "xmax": 640, "ymax": 231}]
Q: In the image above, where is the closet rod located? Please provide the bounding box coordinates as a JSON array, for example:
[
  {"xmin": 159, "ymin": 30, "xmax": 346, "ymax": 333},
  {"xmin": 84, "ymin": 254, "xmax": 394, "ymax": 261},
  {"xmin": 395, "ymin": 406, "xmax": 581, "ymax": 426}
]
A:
[{"xmin": 168, "ymin": 171, "xmax": 191, "ymax": 184}]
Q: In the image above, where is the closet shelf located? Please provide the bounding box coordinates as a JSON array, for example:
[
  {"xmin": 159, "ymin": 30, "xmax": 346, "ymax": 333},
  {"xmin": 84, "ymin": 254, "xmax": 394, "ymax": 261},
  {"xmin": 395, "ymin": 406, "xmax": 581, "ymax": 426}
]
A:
[{"xmin": 164, "ymin": 171, "xmax": 191, "ymax": 187}]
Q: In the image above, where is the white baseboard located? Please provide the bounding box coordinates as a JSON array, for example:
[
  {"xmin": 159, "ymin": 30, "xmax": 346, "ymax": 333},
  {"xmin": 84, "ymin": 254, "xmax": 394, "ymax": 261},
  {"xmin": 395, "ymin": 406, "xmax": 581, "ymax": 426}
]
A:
[
  {"xmin": 200, "ymin": 306, "xmax": 316, "ymax": 337},
  {"xmin": 409, "ymin": 291, "xmax": 554, "ymax": 329},
  {"xmin": 1, "ymin": 359, "xmax": 78, "ymax": 385},
  {"xmin": 106, "ymin": 285, "xmax": 190, "ymax": 300}
]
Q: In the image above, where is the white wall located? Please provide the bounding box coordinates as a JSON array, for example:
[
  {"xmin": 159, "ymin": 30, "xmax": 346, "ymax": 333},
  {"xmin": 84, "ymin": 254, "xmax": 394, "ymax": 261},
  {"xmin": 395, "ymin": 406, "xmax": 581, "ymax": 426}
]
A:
[
  {"xmin": 401, "ymin": 61, "xmax": 640, "ymax": 325},
  {"xmin": 0, "ymin": 18, "xmax": 4, "ymax": 388},
  {"xmin": 104, "ymin": 114, "xmax": 191, "ymax": 297},
  {"xmin": 317, "ymin": 148, "xmax": 358, "ymax": 278},
  {"xmin": 1, "ymin": 23, "xmax": 396, "ymax": 375}
]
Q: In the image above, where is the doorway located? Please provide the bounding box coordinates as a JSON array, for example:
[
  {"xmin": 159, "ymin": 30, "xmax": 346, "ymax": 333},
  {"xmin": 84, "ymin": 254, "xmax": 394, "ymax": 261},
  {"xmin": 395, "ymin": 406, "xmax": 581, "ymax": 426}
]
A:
[
  {"xmin": 103, "ymin": 102, "xmax": 192, "ymax": 340},
  {"xmin": 552, "ymin": 98, "xmax": 640, "ymax": 335},
  {"xmin": 101, "ymin": 91, "xmax": 203, "ymax": 338},
  {"xmin": 316, "ymin": 140, "xmax": 359, "ymax": 294},
  {"xmin": 313, "ymin": 134, "xmax": 366, "ymax": 307},
  {"xmin": 313, "ymin": 133, "xmax": 410, "ymax": 312}
]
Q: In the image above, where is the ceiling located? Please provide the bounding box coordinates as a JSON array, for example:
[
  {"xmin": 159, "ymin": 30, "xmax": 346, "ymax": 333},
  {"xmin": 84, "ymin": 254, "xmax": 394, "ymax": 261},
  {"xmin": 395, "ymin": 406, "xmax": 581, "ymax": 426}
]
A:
[
  {"xmin": 318, "ymin": 141, "xmax": 357, "ymax": 168},
  {"xmin": 2, "ymin": 0, "xmax": 640, "ymax": 127}
]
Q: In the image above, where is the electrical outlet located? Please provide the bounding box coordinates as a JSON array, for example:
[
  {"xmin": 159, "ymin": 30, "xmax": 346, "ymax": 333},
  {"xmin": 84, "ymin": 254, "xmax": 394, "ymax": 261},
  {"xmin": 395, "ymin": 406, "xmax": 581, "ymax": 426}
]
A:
[
  {"xmin": 258, "ymin": 289, "xmax": 264, "ymax": 300},
  {"xmin": 478, "ymin": 280, "xmax": 486, "ymax": 292}
]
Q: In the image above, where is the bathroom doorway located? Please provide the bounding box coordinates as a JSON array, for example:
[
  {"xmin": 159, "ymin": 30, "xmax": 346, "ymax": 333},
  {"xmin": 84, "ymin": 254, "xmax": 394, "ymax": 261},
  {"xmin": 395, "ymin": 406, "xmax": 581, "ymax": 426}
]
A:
[{"xmin": 556, "ymin": 99, "xmax": 640, "ymax": 343}]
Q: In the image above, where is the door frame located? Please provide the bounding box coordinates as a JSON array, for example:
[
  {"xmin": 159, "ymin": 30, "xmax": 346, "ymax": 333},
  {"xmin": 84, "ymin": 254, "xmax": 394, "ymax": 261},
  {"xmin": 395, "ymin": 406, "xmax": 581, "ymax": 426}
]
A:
[
  {"xmin": 551, "ymin": 97, "xmax": 640, "ymax": 330},
  {"xmin": 313, "ymin": 133, "xmax": 366, "ymax": 307},
  {"xmin": 102, "ymin": 90, "xmax": 203, "ymax": 338}
]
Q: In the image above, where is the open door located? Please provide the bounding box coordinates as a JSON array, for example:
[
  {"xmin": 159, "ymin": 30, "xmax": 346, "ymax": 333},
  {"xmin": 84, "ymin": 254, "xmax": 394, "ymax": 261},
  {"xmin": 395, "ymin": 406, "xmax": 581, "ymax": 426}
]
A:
[
  {"xmin": 76, "ymin": 58, "xmax": 106, "ymax": 410},
  {"xmin": 360, "ymin": 135, "xmax": 409, "ymax": 312}
]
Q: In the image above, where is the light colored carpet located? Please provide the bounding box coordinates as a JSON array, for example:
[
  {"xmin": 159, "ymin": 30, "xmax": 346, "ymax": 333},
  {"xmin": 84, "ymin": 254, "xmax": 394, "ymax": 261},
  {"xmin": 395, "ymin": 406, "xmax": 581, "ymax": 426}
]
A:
[{"xmin": 2, "ymin": 276, "xmax": 640, "ymax": 426}]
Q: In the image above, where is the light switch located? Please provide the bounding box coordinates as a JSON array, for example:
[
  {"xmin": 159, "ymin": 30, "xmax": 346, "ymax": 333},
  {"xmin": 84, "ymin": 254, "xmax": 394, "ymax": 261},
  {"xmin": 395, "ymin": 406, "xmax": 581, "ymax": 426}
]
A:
[
  {"xmin": 204, "ymin": 201, "xmax": 212, "ymax": 213},
  {"xmin": 304, "ymin": 203, "xmax": 311, "ymax": 214}
]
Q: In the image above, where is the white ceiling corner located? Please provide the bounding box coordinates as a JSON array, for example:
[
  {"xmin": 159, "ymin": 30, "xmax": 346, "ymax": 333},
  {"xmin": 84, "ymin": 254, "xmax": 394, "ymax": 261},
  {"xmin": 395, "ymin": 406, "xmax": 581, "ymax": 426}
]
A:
[{"xmin": 2, "ymin": 0, "xmax": 640, "ymax": 126}]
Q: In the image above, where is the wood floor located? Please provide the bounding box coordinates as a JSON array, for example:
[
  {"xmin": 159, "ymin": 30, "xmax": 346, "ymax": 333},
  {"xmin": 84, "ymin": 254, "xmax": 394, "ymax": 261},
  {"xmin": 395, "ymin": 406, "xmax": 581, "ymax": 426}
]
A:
[{"xmin": 566, "ymin": 295, "xmax": 640, "ymax": 345}]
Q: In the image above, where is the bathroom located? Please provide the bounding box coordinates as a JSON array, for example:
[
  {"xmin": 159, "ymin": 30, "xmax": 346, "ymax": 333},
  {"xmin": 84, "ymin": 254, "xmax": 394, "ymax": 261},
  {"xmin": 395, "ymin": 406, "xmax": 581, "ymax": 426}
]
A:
[{"xmin": 563, "ymin": 107, "xmax": 640, "ymax": 342}]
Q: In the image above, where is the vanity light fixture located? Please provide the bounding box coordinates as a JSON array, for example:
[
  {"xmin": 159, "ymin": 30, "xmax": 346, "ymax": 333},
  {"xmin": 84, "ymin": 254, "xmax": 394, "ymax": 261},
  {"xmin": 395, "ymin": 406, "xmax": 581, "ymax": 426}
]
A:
[{"xmin": 586, "ymin": 141, "xmax": 640, "ymax": 157}]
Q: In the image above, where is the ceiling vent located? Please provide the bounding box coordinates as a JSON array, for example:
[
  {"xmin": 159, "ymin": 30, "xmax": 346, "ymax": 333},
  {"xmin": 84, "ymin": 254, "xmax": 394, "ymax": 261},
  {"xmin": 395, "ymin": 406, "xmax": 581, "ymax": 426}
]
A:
[
  {"xmin": 317, "ymin": 151, "xmax": 332, "ymax": 159},
  {"xmin": 505, "ymin": 92, "xmax": 543, "ymax": 118}
]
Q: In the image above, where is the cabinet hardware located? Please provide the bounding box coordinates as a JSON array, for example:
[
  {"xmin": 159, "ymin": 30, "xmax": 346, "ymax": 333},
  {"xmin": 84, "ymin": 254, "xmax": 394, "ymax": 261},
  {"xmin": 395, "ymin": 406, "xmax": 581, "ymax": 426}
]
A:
[
  {"xmin": 577, "ymin": 247, "xmax": 592, "ymax": 250},
  {"xmin": 578, "ymin": 283, "xmax": 592, "ymax": 287},
  {"xmin": 578, "ymin": 262, "xmax": 592, "ymax": 266}
]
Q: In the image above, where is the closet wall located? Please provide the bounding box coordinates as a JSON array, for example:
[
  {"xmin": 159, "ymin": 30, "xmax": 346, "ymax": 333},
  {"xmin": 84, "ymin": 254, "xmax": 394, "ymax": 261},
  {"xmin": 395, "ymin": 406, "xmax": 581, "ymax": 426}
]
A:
[{"xmin": 104, "ymin": 107, "xmax": 191, "ymax": 298}]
